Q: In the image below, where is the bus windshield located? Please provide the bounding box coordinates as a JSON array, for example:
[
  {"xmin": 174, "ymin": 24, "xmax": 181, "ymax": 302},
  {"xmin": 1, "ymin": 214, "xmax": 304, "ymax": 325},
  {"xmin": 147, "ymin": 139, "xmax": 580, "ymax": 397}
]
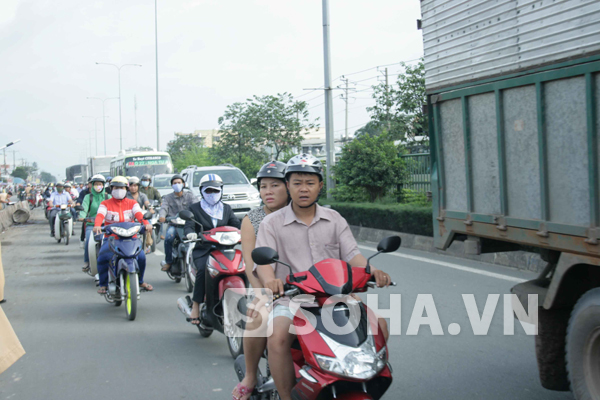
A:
[{"xmin": 125, "ymin": 155, "xmax": 173, "ymax": 177}]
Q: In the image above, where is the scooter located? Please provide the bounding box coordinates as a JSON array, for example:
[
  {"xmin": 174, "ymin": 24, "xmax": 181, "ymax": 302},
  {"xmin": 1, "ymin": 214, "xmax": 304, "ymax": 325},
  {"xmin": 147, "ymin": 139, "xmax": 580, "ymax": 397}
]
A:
[
  {"xmin": 86, "ymin": 217, "xmax": 101, "ymax": 277},
  {"xmin": 176, "ymin": 209, "xmax": 248, "ymax": 359},
  {"xmin": 163, "ymin": 213, "xmax": 187, "ymax": 284},
  {"xmin": 53, "ymin": 204, "xmax": 73, "ymax": 245},
  {"xmin": 102, "ymin": 221, "xmax": 149, "ymax": 321},
  {"xmin": 149, "ymin": 200, "xmax": 162, "ymax": 252},
  {"xmin": 233, "ymin": 236, "xmax": 401, "ymax": 400}
]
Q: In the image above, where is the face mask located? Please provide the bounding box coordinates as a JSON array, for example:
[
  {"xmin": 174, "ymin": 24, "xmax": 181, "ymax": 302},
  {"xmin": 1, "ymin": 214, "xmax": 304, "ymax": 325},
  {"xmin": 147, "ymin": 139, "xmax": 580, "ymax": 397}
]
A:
[
  {"xmin": 112, "ymin": 188, "xmax": 126, "ymax": 200},
  {"xmin": 172, "ymin": 183, "xmax": 183, "ymax": 193},
  {"xmin": 141, "ymin": 181, "xmax": 149, "ymax": 187},
  {"xmin": 94, "ymin": 184, "xmax": 104, "ymax": 193},
  {"xmin": 203, "ymin": 192, "xmax": 221, "ymax": 205},
  {"xmin": 57, "ymin": 188, "xmax": 63, "ymax": 193}
]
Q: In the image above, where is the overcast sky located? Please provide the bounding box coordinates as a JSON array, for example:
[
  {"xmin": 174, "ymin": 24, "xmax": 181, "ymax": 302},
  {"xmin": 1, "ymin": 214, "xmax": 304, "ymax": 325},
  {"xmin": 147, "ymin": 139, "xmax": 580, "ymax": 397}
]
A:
[{"xmin": 0, "ymin": 0, "xmax": 424, "ymax": 179}]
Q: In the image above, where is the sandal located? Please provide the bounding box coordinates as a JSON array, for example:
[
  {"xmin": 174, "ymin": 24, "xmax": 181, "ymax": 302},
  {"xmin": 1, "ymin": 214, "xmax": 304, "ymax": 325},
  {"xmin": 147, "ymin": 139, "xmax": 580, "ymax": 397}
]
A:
[
  {"xmin": 160, "ymin": 262, "xmax": 170, "ymax": 272},
  {"xmin": 97, "ymin": 287, "xmax": 107, "ymax": 295},
  {"xmin": 140, "ymin": 282, "xmax": 153, "ymax": 291},
  {"xmin": 82, "ymin": 266, "xmax": 90, "ymax": 273},
  {"xmin": 186, "ymin": 317, "xmax": 200, "ymax": 325},
  {"xmin": 232, "ymin": 383, "xmax": 255, "ymax": 400}
]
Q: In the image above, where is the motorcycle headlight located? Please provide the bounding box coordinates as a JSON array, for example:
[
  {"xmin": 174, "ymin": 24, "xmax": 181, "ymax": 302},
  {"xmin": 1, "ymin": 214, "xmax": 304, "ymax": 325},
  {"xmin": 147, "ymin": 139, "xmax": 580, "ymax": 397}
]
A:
[
  {"xmin": 207, "ymin": 266, "xmax": 220, "ymax": 278},
  {"xmin": 210, "ymin": 232, "xmax": 241, "ymax": 245},
  {"xmin": 111, "ymin": 226, "xmax": 141, "ymax": 237},
  {"xmin": 314, "ymin": 332, "xmax": 385, "ymax": 380},
  {"xmin": 60, "ymin": 204, "xmax": 67, "ymax": 209}
]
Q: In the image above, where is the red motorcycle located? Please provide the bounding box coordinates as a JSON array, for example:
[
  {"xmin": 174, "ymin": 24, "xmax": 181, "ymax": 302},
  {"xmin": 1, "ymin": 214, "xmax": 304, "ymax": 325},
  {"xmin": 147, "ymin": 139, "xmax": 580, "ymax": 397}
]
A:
[
  {"xmin": 234, "ymin": 236, "xmax": 400, "ymax": 400},
  {"xmin": 176, "ymin": 209, "xmax": 248, "ymax": 359}
]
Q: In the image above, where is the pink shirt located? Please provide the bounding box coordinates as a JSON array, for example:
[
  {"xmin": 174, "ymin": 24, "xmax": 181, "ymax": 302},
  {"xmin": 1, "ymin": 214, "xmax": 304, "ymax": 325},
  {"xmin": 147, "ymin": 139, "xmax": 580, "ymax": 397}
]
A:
[{"xmin": 254, "ymin": 203, "xmax": 361, "ymax": 287}]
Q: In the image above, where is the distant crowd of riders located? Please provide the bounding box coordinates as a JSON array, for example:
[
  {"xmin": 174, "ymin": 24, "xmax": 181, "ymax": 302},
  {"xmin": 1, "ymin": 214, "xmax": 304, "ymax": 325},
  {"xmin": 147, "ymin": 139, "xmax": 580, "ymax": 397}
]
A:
[{"xmin": 34, "ymin": 154, "xmax": 398, "ymax": 400}]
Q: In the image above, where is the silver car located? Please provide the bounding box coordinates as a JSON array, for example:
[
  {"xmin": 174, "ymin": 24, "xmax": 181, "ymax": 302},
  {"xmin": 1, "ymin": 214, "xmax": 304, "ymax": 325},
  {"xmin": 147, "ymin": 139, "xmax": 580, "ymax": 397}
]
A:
[
  {"xmin": 180, "ymin": 164, "xmax": 260, "ymax": 218},
  {"xmin": 151, "ymin": 173, "xmax": 175, "ymax": 198}
]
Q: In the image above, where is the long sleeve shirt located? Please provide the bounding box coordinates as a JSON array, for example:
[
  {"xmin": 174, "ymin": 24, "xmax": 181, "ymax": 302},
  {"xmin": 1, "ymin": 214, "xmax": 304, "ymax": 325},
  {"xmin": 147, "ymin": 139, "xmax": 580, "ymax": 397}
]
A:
[
  {"xmin": 94, "ymin": 198, "xmax": 148, "ymax": 228},
  {"xmin": 159, "ymin": 191, "xmax": 198, "ymax": 219},
  {"xmin": 49, "ymin": 192, "xmax": 72, "ymax": 206}
]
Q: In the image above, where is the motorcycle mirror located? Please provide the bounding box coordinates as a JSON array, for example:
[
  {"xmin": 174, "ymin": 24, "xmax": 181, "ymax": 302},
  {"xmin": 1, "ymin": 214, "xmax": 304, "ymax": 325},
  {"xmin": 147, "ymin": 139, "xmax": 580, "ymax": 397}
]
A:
[
  {"xmin": 74, "ymin": 205, "xmax": 84, "ymax": 211},
  {"xmin": 252, "ymin": 247, "xmax": 279, "ymax": 265},
  {"xmin": 377, "ymin": 236, "xmax": 401, "ymax": 253},
  {"xmin": 143, "ymin": 211, "xmax": 153, "ymax": 219},
  {"xmin": 178, "ymin": 210, "xmax": 194, "ymax": 221}
]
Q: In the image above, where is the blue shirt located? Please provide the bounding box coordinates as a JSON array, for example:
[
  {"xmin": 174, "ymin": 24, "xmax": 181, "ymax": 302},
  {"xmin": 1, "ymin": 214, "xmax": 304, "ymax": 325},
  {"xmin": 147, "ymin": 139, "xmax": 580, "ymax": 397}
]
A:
[{"xmin": 50, "ymin": 192, "xmax": 72, "ymax": 206}]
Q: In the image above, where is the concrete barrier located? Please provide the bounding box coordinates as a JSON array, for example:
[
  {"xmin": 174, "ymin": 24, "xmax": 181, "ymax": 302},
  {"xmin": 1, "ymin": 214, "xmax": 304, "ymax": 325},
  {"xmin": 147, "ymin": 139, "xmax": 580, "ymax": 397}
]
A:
[
  {"xmin": 0, "ymin": 202, "xmax": 31, "ymax": 232},
  {"xmin": 350, "ymin": 225, "xmax": 546, "ymax": 274}
]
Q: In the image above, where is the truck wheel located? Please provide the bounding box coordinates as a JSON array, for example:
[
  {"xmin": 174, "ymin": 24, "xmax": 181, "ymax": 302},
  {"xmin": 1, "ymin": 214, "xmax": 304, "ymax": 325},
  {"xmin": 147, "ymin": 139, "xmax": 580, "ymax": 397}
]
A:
[
  {"xmin": 536, "ymin": 307, "xmax": 570, "ymax": 391},
  {"xmin": 566, "ymin": 287, "xmax": 600, "ymax": 399}
]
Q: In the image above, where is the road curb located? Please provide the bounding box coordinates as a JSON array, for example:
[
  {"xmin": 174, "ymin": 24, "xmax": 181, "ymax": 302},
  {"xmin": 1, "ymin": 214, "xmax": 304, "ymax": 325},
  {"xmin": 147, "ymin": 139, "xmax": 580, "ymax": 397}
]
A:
[{"xmin": 349, "ymin": 225, "xmax": 546, "ymax": 274}]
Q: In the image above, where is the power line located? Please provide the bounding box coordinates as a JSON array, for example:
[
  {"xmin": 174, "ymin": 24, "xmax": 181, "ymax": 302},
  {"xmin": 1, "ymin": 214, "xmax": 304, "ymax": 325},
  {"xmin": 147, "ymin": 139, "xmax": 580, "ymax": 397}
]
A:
[{"xmin": 334, "ymin": 121, "xmax": 370, "ymax": 133}]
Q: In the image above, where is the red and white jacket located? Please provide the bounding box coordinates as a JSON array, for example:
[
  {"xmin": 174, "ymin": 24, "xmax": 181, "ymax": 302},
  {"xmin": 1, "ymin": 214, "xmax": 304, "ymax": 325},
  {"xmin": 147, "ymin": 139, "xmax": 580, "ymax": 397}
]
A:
[{"xmin": 94, "ymin": 197, "xmax": 149, "ymax": 231}]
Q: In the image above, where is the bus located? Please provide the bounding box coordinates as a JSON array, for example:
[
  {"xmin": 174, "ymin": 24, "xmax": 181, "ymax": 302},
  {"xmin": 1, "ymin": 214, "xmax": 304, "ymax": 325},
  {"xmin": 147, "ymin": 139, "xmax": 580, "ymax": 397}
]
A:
[{"xmin": 110, "ymin": 151, "xmax": 174, "ymax": 178}]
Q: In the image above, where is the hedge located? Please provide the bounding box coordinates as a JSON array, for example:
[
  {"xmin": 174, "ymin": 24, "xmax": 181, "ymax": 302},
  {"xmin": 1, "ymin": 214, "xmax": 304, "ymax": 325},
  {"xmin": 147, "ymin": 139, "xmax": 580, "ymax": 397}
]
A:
[{"xmin": 321, "ymin": 201, "xmax": 433, "ymax": 237}]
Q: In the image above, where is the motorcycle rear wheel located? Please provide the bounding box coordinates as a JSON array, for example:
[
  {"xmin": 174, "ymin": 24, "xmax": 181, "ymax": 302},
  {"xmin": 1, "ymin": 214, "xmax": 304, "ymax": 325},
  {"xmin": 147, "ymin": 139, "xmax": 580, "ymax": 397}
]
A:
[{"xmin": 125, "ymin": 272, "xmax": 138, "ymax": 321}]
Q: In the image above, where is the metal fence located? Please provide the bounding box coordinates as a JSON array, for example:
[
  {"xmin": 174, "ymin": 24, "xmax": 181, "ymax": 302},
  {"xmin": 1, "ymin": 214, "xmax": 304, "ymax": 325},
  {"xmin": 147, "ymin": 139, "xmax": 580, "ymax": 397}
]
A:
[{"xmin": 401, "ymin": 153, "xmax": 431, "ymax": 193}]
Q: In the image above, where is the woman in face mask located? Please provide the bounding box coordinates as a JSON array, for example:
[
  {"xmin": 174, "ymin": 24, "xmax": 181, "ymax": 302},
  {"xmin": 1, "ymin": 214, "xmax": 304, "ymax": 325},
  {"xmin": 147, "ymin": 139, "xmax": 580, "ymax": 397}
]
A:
[
  {"xmin": 78, "ymin": 175, "xmax": 110, "ymax": 273},
  {"xmin": 93, "ymin": 176, "xmax": 154, "ymax": 294},
  {"xmin": 183, "ymin": 174, "xmax": 241, "ymax": 325}
]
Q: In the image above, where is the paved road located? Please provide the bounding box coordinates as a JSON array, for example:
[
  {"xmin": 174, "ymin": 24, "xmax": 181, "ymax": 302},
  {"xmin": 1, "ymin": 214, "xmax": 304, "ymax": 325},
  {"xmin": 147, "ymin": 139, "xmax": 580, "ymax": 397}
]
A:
[{"xmin": 0, "ymin": 209, "xmax": 574, "ymax": 400}]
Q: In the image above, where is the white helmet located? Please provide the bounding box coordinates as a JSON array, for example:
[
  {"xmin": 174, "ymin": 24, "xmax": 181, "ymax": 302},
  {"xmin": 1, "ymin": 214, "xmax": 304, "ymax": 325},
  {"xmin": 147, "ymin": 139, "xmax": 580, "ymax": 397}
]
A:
[
  {"xmin": 90, "ymin": 174, "xmax": 106, "ymax": 184},
  {"xmin": 199, "ymin": 174, "xmax": 223, "ymax": 190}
]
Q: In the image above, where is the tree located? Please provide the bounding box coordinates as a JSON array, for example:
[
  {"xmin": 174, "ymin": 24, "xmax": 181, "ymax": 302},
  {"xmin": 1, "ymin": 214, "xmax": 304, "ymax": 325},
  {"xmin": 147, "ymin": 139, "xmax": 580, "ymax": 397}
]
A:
[
  {"xmin": 214, "ymin": 93, "xmax": 319, "ymax": 177},
  {"xmin": 167, "ymin": 134, "xmax": 207, "ymax": 172},
  {"xmin": 367, "ymin": 59, "xmax": 426, "ymax": 140},
  {"xmin": 334, "ymin": 133, "xmax": 407, "ymax": 202},
  {"xmin": 40, "ymin": 171, "xmax": 56, "ymax": 183},
  {"xmin": 11, "ymin": 167, "xmax": 28, "ymax": 180},
  {"xmin": 173, "ymin": 146, "xmax": 212, "ymax": 172},
  {"xmin": 354, "ymin": 121, "xmax": 385, "ymax": 138}
]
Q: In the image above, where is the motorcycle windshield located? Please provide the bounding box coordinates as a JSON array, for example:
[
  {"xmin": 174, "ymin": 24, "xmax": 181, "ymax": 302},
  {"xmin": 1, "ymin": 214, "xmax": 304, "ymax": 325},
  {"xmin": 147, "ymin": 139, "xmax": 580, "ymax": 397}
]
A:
[{"xmin": 307, "ymin": 303, "xmax": 369, "ymax": 348}]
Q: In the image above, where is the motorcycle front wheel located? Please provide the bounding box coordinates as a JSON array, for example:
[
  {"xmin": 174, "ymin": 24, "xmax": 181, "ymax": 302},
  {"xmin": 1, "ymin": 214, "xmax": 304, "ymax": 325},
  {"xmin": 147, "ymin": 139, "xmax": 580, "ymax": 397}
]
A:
[
  {"xmin": 64, "ymin": 224, "xmax": 69, "ymax": 246},
  {"xmin": 125, "ymin": 272, "xmax": 138, "ymax": 321}
]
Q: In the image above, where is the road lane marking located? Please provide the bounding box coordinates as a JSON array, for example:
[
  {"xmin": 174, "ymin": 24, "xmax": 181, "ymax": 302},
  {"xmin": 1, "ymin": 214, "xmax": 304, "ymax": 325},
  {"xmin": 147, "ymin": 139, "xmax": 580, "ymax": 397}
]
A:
[
  {"xmin": 154, "ymin": 250, "xmax": 164, "ymax": 256},
  {"xmin": 358, "ymin": 245, "xmax": 526, "ymax": 283}
]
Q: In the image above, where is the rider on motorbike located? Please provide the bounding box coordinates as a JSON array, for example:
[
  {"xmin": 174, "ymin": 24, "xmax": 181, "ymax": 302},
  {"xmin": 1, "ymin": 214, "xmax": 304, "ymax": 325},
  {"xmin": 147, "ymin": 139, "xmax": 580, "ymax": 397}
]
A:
[
  {"xmin": 48, "ymin": 182, "xmax": 74, "ymax": 237},
  {"xmin": 93, "ymin": 176, "xmax": 154, "ymax": 295},
  {"xmin": 158, "ymin": 174, "xmax": 196, "ymax": 272},
  {"xmin": 253, "ymin": 154, "xmax": 392, "ymax": 400},
  {"xmin": 140, "ymin": 174, "xmax": 162, "ymax": 205},
  {"xmin": 79, "ymin": 175, "xmax": 110, "ymax": 273},
  {"xmin": 183, "ymin": 174, "xmax": 241, "ymax": 325},
  {"xmin": 127, "ymin": 177, "xmax": 152, "ymax": 210}
]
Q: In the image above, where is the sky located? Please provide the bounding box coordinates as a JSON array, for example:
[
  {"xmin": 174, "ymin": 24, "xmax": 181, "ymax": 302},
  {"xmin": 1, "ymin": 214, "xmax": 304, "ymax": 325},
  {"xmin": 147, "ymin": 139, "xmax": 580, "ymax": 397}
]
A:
[{"xmin": 0, "ymin": 0, "xmax": 424, "ymax": 179}]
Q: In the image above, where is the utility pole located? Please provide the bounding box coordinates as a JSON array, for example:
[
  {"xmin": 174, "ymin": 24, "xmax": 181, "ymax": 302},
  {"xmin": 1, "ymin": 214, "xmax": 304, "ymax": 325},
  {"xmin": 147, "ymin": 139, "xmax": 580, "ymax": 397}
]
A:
[
  {"xmin": 385, "ymin": 67, "xmax": 391, "ymax": 132},
  {"xmin": 155, "ymin": 0, "xmax": 160, "ymax": 151},
  {"xmin": 12, "ymin": 150, "xmax": 16, "ymax": 172},
  {"xmin": 340, "ymin": 76, "xmax": 353, "ymax": 141},
  {"xmin": 134, "ymin": 95, "xmax": 138, "ymax": 148},
  {"xmin": 322, "ymin": 0, "xmax": 335, "ymax": 198}
]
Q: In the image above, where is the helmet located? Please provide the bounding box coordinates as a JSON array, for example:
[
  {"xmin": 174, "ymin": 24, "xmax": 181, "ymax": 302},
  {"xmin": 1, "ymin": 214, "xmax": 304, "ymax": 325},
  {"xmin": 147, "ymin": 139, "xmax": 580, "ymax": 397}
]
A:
[
  {"xmin": 110, "ymin": 176, "xmax": 129, "ymax": 188},
  {"xmin": 106, "ymin": 176, "xmax": 113, "ymax": 182},
  {"xmin": 285, "ymin": 153, "xmax": 324, "ymax": 181},
  {"xmin": 141, "ymin": 174, "xmax": 151, "ymax": 181},
  {"xmin": 90, "ymin": 174, "xmax": 106, "ymax": 184},
  {"xmin": 128, "ymin": 176, "xmax": 140, "ymax": 186},
  {"xmin": 170, "ymin": 174, "xmax": 185, "ymax": 186},
  {"xmin": 199, "ymin": 174, "xmax": 223, "ymax": 189},
  {"xmin": 64, "ymin": 182, "xmax": 72, "ymax": 188},
  {"xmin": 256, "ymin": 160, "xmax": 286, "ymax": 185},
  {"xmin": 56, "ymin": 182, "xmax": 64, "ymax": 187}
]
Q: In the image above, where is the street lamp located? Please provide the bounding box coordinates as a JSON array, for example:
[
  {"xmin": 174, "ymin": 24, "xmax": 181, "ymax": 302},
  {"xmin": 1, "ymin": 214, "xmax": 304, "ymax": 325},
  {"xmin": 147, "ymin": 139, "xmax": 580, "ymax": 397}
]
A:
[
  {"xmin": 86, "ymin": 97, "xmax": 118, "ymax": 155},
  {"xmin": 82, "ymin": 115, "xmax": 109, "ymax": 156},
  {"xmin": 95, "ymin": 62, "xmax": 142, "ymax": 151},
  {"xmin": 0, "ymin": 140, "xmax": 20, "ymax": 181}
]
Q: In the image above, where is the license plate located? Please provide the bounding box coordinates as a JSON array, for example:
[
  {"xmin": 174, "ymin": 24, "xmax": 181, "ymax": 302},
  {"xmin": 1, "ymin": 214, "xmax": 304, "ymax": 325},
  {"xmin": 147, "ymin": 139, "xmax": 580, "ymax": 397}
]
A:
[{"xmin": 230, "ymin": 203, "xmax": 243, "ymax": 209}]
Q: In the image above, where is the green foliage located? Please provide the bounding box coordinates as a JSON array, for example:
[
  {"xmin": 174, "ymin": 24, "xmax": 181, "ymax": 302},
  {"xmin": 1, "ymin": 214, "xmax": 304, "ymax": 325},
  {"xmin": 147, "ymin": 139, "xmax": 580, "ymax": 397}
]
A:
[
  {"xmin": 354, "ymin": 121, "xmax": 385, "ymax": 138},
  {"xmin": 367, "ymin": 59, "xmax": 426, "ymax": 140},
  {"xmin": 321, "ymin": 201, "xmax": 433, "ymax": 237},
  {"xmin": 399, "ymin": 189, "xmax": 430, "ymax": 206},
  {"xmin": 333, "ymin": 133, "xmax": 408, "ymax": 202},
  {"xmin": 11, "ymin": 166, "xmax": 29, "ymax": 180},
  {"xmin": 214, "ymin": 93, "xmax": 319, "ymax": 177},
  {"xmin": 40, "ymin": 171, "xmax": 56, "ymax": 183},
  {"xmin": 174, "ymin": 147, "xmax": 212, "ymax": 172}
]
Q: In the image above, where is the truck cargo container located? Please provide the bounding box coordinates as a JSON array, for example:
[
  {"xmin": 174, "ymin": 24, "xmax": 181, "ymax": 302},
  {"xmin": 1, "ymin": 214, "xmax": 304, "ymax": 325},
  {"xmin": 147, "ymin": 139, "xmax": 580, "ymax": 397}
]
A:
[{"xmin": 420, "ymin": 0, "xmax": 600, "ymax": 397}]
